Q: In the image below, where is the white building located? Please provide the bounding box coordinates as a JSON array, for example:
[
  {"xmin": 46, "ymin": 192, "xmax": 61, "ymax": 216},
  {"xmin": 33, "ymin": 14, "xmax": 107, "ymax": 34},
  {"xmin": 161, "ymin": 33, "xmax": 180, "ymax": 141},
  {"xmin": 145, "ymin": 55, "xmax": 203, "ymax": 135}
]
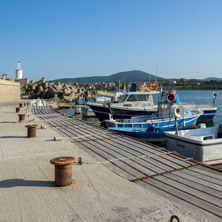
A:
[{"xmin": 16, "ymin": 61, "xmax": 23, "ymax": 79}]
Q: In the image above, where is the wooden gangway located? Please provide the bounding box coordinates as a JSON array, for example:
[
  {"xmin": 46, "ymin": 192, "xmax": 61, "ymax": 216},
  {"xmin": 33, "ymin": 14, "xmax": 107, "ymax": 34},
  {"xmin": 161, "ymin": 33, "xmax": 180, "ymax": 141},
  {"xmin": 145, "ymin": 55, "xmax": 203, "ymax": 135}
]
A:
[{"xmin": 32, "ymin": 107, "xmax": 222, "ymax": 220}]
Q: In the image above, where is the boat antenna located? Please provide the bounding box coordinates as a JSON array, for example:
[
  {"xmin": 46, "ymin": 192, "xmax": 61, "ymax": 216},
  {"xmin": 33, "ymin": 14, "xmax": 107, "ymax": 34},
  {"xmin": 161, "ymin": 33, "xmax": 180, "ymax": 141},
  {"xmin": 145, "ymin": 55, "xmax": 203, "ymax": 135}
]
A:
[
  {"xmin": 124, "ymin": 74, "xmax": 126, "ymax": 93},
  {"xmin": 155, "ymin": 66, "xmax": 158, "ymax": 81}
]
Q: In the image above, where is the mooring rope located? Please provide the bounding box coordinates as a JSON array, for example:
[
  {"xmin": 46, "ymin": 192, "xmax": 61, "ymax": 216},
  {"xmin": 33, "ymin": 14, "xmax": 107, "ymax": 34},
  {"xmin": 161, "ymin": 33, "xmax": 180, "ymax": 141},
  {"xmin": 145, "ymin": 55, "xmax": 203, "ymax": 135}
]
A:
[
  {"xmin": 54, "ymin": 132, "xmax": 110, "ymax": 141},
  {"xmin": 78, "ymin": 151, "xmax": 177, "ymax": 165}
]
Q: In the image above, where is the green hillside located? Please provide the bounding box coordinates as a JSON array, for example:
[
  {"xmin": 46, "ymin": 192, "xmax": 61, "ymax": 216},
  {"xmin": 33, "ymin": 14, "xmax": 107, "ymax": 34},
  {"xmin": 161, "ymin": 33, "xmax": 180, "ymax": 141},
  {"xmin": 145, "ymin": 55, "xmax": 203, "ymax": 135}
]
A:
[{"xmin": 50, "ymin": 70, "xmax": 164, "ymax": 83}]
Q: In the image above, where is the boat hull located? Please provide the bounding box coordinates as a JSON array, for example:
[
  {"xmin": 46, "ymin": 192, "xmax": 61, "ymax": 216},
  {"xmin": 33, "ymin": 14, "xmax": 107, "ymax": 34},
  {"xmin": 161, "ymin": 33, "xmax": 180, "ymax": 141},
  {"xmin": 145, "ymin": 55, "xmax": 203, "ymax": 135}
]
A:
[
  {"xmin": 197, "ymin": 109, "xmax": 217, "ymax": 122},
  {"xmin": 165, "ymin": 128, "xmax": 222, "ymax": 165},
  {"xmin": 89, "ymin": 104, "xmax": 156, "ymax": 121},
  {"xmin": 107, "ymin": 114, "xmax": 200, "ymax": 142},
  {"xmin": 89, "ymin": 104, "xmax": 216, "ymax": 122}
]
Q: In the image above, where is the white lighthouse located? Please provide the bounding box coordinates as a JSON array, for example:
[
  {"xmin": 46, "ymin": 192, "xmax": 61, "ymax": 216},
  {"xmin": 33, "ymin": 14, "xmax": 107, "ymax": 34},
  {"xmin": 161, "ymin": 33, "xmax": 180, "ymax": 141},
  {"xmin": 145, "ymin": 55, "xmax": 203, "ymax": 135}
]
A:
[{"xmin": 16, "ymin": 61, "xmax": 23, "ymax": 79}]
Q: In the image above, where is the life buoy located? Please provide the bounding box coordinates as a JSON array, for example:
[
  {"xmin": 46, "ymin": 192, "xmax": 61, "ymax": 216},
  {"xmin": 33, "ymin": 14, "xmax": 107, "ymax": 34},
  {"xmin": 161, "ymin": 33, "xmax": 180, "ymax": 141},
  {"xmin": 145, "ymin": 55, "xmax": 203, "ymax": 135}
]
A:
[
  {"xmin": 149, "ymin": 81, "xmax": 158, "ymax": 90},
  {"xmin": 166, "ymin": 92, "xmax": 176, "ymax": 103}
]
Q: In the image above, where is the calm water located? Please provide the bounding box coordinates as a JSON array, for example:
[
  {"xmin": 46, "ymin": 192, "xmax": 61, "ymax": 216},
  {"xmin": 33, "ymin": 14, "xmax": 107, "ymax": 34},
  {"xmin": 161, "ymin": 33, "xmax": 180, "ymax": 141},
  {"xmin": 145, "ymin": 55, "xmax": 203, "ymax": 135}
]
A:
[
  {"xmin": 61, "ymin": 90, "xmax": 222, "ymax": 126},
  {"xmin": 176, "ymin": 90, "xmax": 222, "ymax": 126}
]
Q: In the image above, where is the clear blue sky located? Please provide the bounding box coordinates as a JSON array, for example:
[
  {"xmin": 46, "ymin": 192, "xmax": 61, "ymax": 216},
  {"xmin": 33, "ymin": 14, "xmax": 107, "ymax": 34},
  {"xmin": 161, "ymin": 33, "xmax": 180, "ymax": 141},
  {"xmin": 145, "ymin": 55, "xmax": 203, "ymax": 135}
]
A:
[{"xmin": 0, "ymin": 0, "xmax": 222, "ymax": 81}]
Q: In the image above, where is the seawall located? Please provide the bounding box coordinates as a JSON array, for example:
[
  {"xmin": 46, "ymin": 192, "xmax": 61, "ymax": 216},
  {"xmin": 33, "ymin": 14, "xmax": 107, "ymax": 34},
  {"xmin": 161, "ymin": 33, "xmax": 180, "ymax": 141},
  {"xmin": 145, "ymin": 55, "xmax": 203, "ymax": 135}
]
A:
[{"xmin": 0, "ymin": 79, "xmax": 20, "ymax": 102}]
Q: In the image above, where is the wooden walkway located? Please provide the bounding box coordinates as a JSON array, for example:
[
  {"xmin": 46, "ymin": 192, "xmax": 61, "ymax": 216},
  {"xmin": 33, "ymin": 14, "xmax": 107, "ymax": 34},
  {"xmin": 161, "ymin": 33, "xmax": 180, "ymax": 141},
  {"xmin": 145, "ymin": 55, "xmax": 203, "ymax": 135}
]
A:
[{"xmin": 32, "ymin": 107, "xmax": 222, "ymax": 220}]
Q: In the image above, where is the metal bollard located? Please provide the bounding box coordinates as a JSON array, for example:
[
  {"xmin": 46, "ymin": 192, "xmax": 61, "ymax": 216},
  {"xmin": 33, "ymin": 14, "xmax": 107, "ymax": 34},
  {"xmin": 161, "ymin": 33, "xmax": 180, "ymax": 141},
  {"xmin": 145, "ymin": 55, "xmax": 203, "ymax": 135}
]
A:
[
  {"xmin": 18, "ymin": 114, "xmax": 26, "ymax": 122},
  {"xmin": 16, "ymin": 107, "xmax": 20, "ymax": 113},
  {"xmin": 50, "ymin": 156, "xmax": 76, "ymax": 187},
  {"xmin": 25, "ymin": 124, "xmax": 38, "ymax": 138},
  {"xmin": 170, "ymin": 215, "xmax": 180, "ymax": 222}
]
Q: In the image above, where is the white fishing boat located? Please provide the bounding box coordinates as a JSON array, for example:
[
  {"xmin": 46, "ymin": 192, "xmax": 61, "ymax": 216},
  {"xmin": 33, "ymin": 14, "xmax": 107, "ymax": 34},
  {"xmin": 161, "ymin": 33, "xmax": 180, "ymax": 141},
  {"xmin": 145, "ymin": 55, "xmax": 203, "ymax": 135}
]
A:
[{"xmin": 165, "ymin": 124, "xmax": 222, "ymax": 165}]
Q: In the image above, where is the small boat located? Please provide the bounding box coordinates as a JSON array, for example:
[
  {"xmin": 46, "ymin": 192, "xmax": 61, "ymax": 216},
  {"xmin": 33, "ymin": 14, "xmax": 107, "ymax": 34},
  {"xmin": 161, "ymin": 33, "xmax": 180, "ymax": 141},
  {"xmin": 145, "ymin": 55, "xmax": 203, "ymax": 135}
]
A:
[
  {"xmin": 74, "ymin": 98, "xmax": 85, "ymax": 105},
  {"xmin": 88, "ymin": 88, "xmax": 160, "ymax": 121},
  {"xmin": 165, "ymin": 124, "xmax": 222, "ymax": 165},
  {"xmin": 105, "ymin": 92, "xmax": 202, "ymax": 142},
  {"xmin": 73, "ymin": 105, "xmax": 83, "ymax": 114},
  {"xmin": 82, "ymin": 105, "xmax": 96, "ymax": 117}
]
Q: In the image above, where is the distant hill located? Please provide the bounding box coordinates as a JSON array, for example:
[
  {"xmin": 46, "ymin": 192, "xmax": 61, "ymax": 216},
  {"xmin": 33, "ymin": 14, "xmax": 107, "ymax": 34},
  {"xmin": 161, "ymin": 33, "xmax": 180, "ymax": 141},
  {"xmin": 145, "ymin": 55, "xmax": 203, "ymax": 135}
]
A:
[
  {"xmin": 200, "ymin": 77, "xmax": 222, "ymax": 81},
  {"xmin": 50, "ymin": 70, "xmax": 165, "ymax": 83}
]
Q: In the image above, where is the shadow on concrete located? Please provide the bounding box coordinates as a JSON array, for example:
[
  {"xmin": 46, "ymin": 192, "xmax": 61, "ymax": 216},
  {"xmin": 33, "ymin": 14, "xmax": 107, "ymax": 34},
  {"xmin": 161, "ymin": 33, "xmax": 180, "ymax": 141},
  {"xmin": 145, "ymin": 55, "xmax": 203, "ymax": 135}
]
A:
[
  {"xmin": 0, "ymin": 179, "xmax": 54, "ymax": 188},
  {"xmin": 0, "ymin": 136, "xmax": 26, "ymax": 139}
]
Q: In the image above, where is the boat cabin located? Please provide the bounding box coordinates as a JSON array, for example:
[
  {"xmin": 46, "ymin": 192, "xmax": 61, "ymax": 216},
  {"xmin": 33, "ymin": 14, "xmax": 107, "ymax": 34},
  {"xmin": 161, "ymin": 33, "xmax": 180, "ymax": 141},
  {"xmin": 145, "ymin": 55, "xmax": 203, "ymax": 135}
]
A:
[{"xmin": 115, "ymin": 91, "xmax": 160, "ymax": 110}]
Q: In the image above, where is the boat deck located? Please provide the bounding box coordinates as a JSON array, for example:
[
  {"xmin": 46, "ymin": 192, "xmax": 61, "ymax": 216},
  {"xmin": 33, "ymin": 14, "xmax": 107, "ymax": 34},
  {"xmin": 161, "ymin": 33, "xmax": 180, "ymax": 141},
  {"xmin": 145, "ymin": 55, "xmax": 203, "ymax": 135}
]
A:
[{"xmin": 32, "ymin": 107, "xmax": 222, "ymax": 220}]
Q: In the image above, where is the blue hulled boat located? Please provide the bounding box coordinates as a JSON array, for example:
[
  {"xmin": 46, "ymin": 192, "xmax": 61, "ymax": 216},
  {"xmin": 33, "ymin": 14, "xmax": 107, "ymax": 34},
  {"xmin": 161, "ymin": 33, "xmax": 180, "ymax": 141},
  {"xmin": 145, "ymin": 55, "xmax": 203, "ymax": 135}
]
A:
[{"xmin": 105, "ymin": 91, "xmax": 202, "ymax": 142}]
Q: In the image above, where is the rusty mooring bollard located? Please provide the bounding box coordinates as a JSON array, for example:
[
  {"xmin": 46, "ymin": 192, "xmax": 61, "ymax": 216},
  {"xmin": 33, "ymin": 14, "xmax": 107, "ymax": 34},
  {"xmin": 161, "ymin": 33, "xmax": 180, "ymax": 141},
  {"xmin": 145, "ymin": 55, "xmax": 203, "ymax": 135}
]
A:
[
  {"xmin": 19, "ymin": 103, "xmax": 23, "ymax": 108},
  {"xmin": 50, "ymin": 156, "xmax": 76, "ymax": 187},
  {"xmin": 25, "ymin": 124, "xmax": 38, "ymax": 138},
  {"xmin": 16, "ymin": 107, "xmax": 20, "ymax": 113},
  {"xmin": 18, "ymin": 113, "xmax": 26, "ymax": 122}
]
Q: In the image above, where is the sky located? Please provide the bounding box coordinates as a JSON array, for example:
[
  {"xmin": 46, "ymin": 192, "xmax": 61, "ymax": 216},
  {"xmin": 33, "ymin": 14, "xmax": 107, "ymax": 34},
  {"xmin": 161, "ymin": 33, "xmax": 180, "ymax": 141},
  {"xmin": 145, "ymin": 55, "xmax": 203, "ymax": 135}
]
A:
[{"xmin": 0, "ymin": 0, "xmax": 222, "ymax": 81}]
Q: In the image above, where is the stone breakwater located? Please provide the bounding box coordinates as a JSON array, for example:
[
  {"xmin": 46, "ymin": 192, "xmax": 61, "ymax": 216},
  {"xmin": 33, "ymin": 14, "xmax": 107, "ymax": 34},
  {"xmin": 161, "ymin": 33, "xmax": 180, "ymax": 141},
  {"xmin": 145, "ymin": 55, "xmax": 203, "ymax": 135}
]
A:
[
  {"xmin": 0, "ymin": 74, "xmax": 93, "ymax": 108},
  {"xmin": 21, "ymin": 77, "xmax": 92, "ymax": 103}
]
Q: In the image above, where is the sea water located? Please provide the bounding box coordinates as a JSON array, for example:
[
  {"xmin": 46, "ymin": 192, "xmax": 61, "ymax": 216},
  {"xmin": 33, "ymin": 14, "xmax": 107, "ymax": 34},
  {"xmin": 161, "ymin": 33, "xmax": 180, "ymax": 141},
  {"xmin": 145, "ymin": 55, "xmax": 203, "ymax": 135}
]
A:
[{"xmin": 176, "ymin": 90, "xmax": 222, "ymax": 126}]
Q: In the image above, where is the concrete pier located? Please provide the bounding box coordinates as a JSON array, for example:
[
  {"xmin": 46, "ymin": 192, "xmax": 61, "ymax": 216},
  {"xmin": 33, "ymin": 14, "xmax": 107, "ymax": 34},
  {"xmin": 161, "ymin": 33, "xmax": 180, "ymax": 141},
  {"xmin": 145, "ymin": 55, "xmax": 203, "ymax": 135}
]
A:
[{"xmin": 0, "ymin": 101, "xmax": 221, "ymax": 222}]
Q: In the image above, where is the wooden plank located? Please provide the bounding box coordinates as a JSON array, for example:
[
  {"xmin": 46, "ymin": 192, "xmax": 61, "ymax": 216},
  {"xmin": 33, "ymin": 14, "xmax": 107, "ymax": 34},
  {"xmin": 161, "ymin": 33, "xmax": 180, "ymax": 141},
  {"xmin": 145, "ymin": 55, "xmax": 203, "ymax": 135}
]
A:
[
  {"xmin": 137, "ymin": 177, "xmax": 222, "ymax": 219},
  {"xmin": 96, "ymin": 140, "xmax": 179, "ymax": 172},
  {"xmin": 152, "ymin": 175, "xmax": 222, "ymax": 209},
  {"xmin": 191, "ymin": 165, "xmax": 222, "ymax": 179},
  {"xmin": 116, "ymin": 137, "xmax": 194, "ymax": 166},
  {"xmin": 172, "ymin": 169, "xmax": 222, "ymax": 191},
  {"xmin": 164, "ymin": 173, "xmax": 222, "ymax": 201},
  {"xmin": 78, "ymin": 140, "xmax": 148, "ymax": 179}
]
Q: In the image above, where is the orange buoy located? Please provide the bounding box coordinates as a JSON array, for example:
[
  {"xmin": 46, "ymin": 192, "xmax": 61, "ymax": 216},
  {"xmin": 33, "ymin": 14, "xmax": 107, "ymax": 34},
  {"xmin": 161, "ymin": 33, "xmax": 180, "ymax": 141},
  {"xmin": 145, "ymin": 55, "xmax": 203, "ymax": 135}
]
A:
[
  {"xmin": 166, "ymin": 92, "xmax": 176, "ymax": 103},
  {"xmin": 149, "ymin": 81, "xmax": 158, "ymax": 90}
]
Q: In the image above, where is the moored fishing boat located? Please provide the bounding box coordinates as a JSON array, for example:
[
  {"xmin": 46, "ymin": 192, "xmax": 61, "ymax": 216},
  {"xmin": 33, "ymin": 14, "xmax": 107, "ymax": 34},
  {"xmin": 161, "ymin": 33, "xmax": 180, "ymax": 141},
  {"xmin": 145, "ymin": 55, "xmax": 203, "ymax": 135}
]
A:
[
  {"xmin": 88, "ymin": 82, "xmax": 217, "ymax": 122},
  {"xmin": 165, "ymin": 124, "xmax": 222, "ymax": 165},
  {"xmin": 105, "ymin": 92, "xmax": 202, "ymax": 142},
  {"xmin": 88, "ymin": 81, "xmax": 160, "ymax": 121}
]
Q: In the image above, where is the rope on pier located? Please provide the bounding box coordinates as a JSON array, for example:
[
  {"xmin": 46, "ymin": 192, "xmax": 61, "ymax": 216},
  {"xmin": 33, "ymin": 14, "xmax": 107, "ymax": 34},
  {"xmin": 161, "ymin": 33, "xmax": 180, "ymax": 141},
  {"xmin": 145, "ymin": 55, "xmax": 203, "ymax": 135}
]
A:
[
  {"xmin": 53, "ymin": 123, "xmax": 96, "ymax": 130},
  {"xmin": 72, "ymin": 134, "xmax": 125, "ymax": 143},
  {"xmin": 78, "ymin": 151, "xmax": 177, "ymax": 165},
  {"xmin": 30, "ymin": 116, "xmax": 70, "ymax": 123},
  {"xmin": 54, "ymin": 132, "xmax": 110, "ymax": 141}
]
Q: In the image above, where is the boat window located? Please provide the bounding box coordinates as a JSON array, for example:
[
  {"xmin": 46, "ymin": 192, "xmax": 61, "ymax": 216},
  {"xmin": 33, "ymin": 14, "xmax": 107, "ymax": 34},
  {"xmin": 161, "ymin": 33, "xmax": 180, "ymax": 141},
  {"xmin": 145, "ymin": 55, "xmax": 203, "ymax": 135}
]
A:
[
  {"xmin": 120, "ymin": 94, "xmax": 128, "ymax": 101},
  {"xmin": 127, "ymin": 94, "xmax": 151, "ymax": 102},
  {"xmin": 127, "ymin": 95, "xmax": 138, "ymax": 101}
]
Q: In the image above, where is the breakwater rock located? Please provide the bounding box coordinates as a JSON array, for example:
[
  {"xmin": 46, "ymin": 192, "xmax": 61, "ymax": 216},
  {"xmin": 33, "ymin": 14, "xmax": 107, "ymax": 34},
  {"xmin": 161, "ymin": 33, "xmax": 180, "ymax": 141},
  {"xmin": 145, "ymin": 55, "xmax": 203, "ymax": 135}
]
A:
[{"xmin": 22, "ymin": 77, "xmax": 91, "ymax": 103}]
